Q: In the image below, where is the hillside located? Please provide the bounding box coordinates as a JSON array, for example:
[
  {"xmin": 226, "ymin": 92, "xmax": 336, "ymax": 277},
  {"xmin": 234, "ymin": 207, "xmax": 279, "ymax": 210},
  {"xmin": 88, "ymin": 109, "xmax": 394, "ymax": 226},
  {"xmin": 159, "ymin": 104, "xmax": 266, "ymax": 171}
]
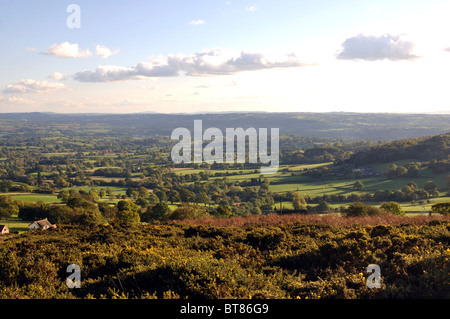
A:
[{"xmin": 347, "ymin": 133, "xmax": 450, "ymax": 166}]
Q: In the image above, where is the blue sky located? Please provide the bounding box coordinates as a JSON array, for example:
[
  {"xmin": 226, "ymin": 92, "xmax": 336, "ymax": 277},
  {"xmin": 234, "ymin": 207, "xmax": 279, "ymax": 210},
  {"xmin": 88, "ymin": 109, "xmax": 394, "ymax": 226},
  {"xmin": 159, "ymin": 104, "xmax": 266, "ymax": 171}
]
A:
[{"xmin": 1, "ymin": 0, "xmax": 450, "ymax": 113}]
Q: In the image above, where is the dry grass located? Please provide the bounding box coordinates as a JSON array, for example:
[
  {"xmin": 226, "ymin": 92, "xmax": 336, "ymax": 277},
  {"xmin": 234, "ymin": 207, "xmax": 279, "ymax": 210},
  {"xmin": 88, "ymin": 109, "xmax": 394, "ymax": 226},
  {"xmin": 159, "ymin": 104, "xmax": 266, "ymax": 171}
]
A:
[{"xmin": 167, "ymin": 213, "xmax": 450, "ymax": 228}]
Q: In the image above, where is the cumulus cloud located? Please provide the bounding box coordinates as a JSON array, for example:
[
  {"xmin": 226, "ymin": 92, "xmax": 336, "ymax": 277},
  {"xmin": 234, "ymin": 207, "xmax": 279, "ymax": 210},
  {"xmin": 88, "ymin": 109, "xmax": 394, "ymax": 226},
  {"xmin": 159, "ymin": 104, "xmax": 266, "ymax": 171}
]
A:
[
  {"xmin": 95, "ymin": 45, "xmax": 120, "ymax": 59},
  {"xmin": 73, "ymin": 48, "xmax": 306, "ymax": 82},
  {"xmin": 188, "ymin": 19, "xmax": 205, "ymax": 25},
  {"xmin": 48, "ymin": 72, "xmax": 69, "ymax": 81},
  {"xmin": 3, "ymin": 79, "xmax": 68, "ymax": 94},
  {"xmin": 337, "ymin": 34, "xmax": 418, "ymax": 61},
  {"xmin": 43, "ymin": 42, "xmax": 92, "ymax": 58}
]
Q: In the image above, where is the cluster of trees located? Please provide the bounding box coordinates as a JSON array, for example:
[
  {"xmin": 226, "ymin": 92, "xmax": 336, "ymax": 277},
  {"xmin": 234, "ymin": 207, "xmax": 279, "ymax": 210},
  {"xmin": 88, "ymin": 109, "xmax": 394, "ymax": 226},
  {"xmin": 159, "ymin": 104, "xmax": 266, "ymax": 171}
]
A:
[
  {"xmin": 342, "ymin": 201, "xmax": 404, "ymax": 217},
  {"xmin": 428, "ymin": 159, "xmax": 450, "ymax": 174},
  {"xmin": 385, "ymin": 163, "xmax": 421, "ymax": 178},
  {"xmin": 10, "ymin": 185, "xmax": 236, "ymax": 225}
]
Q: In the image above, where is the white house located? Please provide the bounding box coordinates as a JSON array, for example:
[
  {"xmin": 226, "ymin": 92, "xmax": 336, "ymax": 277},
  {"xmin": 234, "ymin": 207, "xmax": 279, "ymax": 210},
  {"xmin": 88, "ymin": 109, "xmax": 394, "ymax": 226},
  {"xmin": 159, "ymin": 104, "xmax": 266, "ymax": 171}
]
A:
[
  {"xmin": 0, "ymin": 225, "xmax": 9, "ymax": 235},
  {"xmin": 28, "ymin": 218, "xmax": 56, "ymax": 231}
]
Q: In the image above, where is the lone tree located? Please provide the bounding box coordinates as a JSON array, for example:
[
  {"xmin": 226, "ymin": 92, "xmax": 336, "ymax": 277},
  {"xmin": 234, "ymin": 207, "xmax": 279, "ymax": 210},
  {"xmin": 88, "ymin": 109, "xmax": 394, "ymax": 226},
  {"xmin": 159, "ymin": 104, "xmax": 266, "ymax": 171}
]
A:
[
  {"xmin": 424, "ymin": 181, "xmax": 437, "ymax": 193},
  {"xmin": 0, "ymin": 195, "xmax": 19, "ymax": 219},
  {"xmin": 168, "ymin": 203, "xmax": 209, "ymax": 220},
  {"xmin": 316, "ymin": 200, "xmax": 331, "ymax": 213},
  {"xmin": 380, "ymin": 201, "xmax": 404, "ymax": 216},
  {"xmin": 353, "ymin": 180, "xmax": 365, "ymax": 190},
  {"xmin": 140, "ymin": 202, "xmax": 172, "ymax": 222},
  {"xmin": 117, "ymin": 200, "xmax": 140, "ymax": 213},
  {"xmin": 116, "ymin": 210, "xmax": 140, "ymax": 223},
  {"xmin": 292, "ymin": 192, "xmax": 307, "ymax": 210},
  {"xmin": 431, "ymin": 202, "xmax": 450, "ymax": 215}
]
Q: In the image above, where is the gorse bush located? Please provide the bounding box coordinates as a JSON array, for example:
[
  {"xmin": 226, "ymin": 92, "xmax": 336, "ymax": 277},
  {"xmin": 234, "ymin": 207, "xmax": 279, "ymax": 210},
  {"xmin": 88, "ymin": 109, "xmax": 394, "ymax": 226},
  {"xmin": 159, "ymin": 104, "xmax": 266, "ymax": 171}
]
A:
[{"xmin": 0, "ymin": 217, "xmax": 449, "ymax": 299}]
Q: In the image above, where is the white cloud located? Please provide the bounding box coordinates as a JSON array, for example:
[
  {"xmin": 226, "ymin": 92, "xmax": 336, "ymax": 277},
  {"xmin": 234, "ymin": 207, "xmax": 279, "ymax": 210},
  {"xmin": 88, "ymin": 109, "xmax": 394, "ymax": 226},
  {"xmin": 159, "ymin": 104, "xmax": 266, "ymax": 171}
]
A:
[
  {"xmin": 3, "ymin": 79, "xmax": 69, "ymax": 94},
  {"xmin": 73, "ymin": 48, "xmax": 307, "ymax": 82},
  {"xmin": 95, "ymin": 45, "xmax": 120, "ymax": 59},
  {"xmin": 6, "ymin": 96, "xmax": 34, "ymax": 104},
  {"xmin": 245, "ymin": 5, "xmax": 257, "ymax": 12},
  {"xmin": 43, "ymin": 42, "xmax": 92, "ymax": 58},
  {"xmin": 337, "ymin": 34, "xmax": 418, "ymax": 61},
  {"xmin": 48, "ymin": 72, "xmax": 69, "ymax": 81},
  {"xmin": 189, "ymin": 19, "xmax": 205, "ymax": 25}
]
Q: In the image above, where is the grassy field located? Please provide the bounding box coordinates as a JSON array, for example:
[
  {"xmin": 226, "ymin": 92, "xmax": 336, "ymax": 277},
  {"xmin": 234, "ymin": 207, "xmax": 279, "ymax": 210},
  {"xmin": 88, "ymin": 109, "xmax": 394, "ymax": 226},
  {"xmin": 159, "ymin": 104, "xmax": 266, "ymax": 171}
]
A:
[
  {"xmin": 0, "ymin": 217, "xmax": 31, "ymax": 233},
  {"xmin": 11, "ymin": 193, "xmax": 60, "ymax": 204},
  {"xmin": 271, "ymin": 163, "xmax": 447, "ymax": 196}
]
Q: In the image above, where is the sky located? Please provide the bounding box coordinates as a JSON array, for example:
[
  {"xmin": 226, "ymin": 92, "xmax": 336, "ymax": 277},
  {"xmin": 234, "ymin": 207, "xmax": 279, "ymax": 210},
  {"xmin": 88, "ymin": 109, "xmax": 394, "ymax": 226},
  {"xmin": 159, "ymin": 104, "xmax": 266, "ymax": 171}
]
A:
[{"xmin": 1, "ymin": 0, "xmax": 450, "ymax": 114}]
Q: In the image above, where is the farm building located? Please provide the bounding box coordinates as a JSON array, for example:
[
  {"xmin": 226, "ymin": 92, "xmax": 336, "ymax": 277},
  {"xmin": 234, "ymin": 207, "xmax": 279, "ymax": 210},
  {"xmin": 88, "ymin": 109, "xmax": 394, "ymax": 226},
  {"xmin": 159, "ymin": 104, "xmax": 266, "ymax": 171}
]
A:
[
  {"xmin": 0, "ymin": 225, "xmax": 9, "ymax": 235},
  {"xmin": 28, "ymin": 218, "xmax": 56, "ymax": 231}
]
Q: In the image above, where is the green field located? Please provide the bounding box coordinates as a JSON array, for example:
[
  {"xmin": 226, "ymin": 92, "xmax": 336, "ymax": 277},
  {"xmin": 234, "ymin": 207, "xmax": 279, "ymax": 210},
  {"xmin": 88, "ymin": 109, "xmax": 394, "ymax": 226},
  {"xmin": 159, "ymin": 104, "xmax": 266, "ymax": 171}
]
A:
[
  {"xmin": 270, "ymin": 162, "xmax": 447, "ymax": 196},
  {"xmin": 11, "ymin": 193, "xmax": 60, "ymax": 204},
  {"xmin": 0, "ymin": 217, "xmax": 31, "ymax": 233}
]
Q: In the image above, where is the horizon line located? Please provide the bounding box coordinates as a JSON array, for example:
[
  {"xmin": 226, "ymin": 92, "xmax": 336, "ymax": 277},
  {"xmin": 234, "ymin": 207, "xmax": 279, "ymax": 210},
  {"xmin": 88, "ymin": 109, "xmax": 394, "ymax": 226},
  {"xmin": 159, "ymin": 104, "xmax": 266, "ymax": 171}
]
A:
[{"xmin": 0, "ymin": 110, "xmax": 449, "ymax": 116}]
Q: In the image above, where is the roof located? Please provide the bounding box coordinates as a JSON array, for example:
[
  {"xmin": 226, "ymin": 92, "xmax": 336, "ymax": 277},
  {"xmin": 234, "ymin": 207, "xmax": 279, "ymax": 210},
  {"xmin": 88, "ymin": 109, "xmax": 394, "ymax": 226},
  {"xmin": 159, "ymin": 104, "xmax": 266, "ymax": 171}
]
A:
[
  {"xmin": 0, "ymin": 225, "xmax": 8, "ymax": 231},
  {"xmin": 29, "ymin": 218, "xmax": 54, "ymax": 228}
]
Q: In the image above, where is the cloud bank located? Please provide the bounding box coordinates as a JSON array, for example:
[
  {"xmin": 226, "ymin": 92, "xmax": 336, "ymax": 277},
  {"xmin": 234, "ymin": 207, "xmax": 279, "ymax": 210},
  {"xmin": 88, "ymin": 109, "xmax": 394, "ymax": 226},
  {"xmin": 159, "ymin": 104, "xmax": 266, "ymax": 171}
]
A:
[
  {"xmin": 73, "ymin": 48, "xmax": 306, "ymax": 82},
  {"xmin": 337, "ymin": 34, "xmax": 418, "ymax": 61}
]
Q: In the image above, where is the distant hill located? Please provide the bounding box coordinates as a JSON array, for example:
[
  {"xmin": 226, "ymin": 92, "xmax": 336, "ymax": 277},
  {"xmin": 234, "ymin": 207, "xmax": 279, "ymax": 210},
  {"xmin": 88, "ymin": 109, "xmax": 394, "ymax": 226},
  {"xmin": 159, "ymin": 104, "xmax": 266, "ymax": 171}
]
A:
[
  {"xmin": 347, "ymin": 132, "xmax": 450, "ymax": 166},
  {"xmin": 0, "ymin": 112, "xmax": 449, "ymax": 141}
]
